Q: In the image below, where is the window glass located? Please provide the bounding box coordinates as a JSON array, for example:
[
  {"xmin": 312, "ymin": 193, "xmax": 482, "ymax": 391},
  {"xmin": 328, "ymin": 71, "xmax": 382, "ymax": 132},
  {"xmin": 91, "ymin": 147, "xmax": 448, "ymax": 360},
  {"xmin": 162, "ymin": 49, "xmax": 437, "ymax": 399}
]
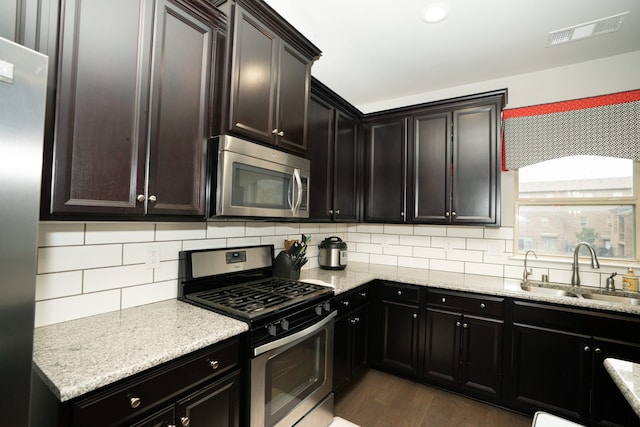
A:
[{"xmin": 517, "ymin": 156, "xmax": 636, "ymax": 260}]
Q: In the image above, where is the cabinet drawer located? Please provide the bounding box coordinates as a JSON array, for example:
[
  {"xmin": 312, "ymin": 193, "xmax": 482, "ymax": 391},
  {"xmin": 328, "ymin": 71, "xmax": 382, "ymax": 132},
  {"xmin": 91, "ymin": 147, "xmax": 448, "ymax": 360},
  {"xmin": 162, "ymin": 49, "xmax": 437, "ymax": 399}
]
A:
[
  {"xmin": 382, "ymin": 282, "xmax": 420, "ymax": 303},
  {"xmin": 72, "ymin": 338, "xmax": 240, "ymax": 427},
  {"xmin": 335, "ymin": 286, "xmax": 370, "ymax": 316},
  {"xmin": 427, "ymin": 290, "xmax": 503, "ymax": 318}
]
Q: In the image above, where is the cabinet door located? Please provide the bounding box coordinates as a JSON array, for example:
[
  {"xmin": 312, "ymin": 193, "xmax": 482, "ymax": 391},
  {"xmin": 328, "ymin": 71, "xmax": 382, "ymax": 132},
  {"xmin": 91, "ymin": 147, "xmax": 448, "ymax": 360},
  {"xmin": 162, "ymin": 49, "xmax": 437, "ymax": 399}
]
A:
[
  {"xmin": 307, "ymin": 95, "xmax": 333, "ymax": 221},
  {"xmin": 510, "ymin": 324, "xmax": 590, "ymax": 422},
  {"xmin": 275, "ymin": 41, "xmax": 310, "ymax": 153},
  {"xmin": 175, "ymin": 370, "xmax": 240, "ymax": 427},
  {"xmin": 228, "ymin": 6, "xmax": 277, "ymax": 144},
  {"xmin": 411, "ymin": 112, "xmax": 451, "ymax": 223},
  {"xmin": 460, "ymin": 314, "xmax": 503, "ymax": 399},
  {"xmin": 591, "ymin": 338, "xmax": 640, "ymax": 427},
  {"xmin": 333, "ymin": 111, "xmax": 359, "ymax": 221},
  {"xmin": 381, "ymin": 300, "xmax": 419, "ymax": 375},
  {"xmin": 50, "ymin": 0, "xmax": 153, "ymax": 215},
  {"xmin": 146, "ymin": 0, "xmax": 215, "ymax": 216},
  {"xmin": 332, "ymin": 313, "xmax": 351, "ymax": 393},
  {"xmin": 451, "ymin": 104, "xmax": 499, "ymax": 225},
  {"xmin": 365, "ymin": 118, "xmax": 406, "ymax": 222},
  {"xmin": 351, "ymin": 303, "xmax": 370, "ymax": 378},
  {"xmin": 424, "ymin": 308, "xmax": 460, "ymax": 385}
]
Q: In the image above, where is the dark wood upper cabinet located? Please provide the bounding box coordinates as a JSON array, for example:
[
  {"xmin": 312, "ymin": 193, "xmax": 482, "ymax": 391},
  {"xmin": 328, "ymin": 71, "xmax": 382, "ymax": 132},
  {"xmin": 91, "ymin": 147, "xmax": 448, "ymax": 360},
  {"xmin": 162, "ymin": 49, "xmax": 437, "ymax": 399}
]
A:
[
  {"xmin": 43, "ymin": 0, "xmax": 226, "ymax": 218},
  {"xmin": 218, "ymin": 0, "xmax": 321, "ymax": 155},
  {"xmin": 364, "ymin": 117, "xmax": 407, "ymax": 223},
  {"xmin": 308, "ymin": 79, "xmax": 361, "ymax": 221}
]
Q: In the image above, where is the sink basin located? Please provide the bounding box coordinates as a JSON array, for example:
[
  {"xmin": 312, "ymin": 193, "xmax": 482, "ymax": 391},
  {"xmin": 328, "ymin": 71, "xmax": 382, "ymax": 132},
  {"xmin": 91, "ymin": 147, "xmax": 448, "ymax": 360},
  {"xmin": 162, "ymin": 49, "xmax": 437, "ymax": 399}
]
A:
[
  {"xmin": 581, "ymin": 293, "xmax": 640, "ymax": 306},
  {"xmin": 520, "ymin": 284, "xmax": 580, "ymax": 298}
]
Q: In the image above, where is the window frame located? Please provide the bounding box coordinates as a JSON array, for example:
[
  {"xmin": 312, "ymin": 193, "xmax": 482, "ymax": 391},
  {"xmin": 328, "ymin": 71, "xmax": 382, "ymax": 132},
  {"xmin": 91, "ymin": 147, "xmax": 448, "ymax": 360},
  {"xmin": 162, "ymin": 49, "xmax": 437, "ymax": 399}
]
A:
[{"xmin": 514, "ymin": 159, "xmax": 640, "ymax": 262}]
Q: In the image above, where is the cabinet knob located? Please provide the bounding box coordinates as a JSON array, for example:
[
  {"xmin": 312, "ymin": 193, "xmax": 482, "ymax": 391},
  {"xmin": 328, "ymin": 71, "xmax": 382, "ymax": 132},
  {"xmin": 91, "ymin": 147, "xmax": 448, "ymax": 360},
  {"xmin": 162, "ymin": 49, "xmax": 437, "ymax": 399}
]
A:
[
  {"xmin": 456, "ymin": 321, "xmax": 461, "ymax": 327},
  {"xmin": 136, "ymin": 194, "xmax": 145, "ymax": 202},
  {"xmin": 278, "ymin": 130, "xmax": 284, "ymax": 137},
  {"xmin": 335, "ymin": 209, "xmax": 340, "ymax": 214},
  {"xmin": 412, "ymin": 313, "xmax": 417, "ymax": 319},
  {"xmin": 463, "ymin": 323, "xmax": 468, "ymax": 328},
  {"xmin": 148, "ymin": 195, "xmax": 157, "ymax": 202},
  {"xmin": 400, "ymin": 212, "xmax": 405, "ymax": 217},
  {"xmin": 452, "ymin": 211, "xmax": 457, "ymax": 216},
  {"xmin": 584, "ymin": 346, "xmax": 590, "ymax": 352},
  {"xmin": 329, "ymin": 209, "xmax": 334, "ymax": 214},
  {"xmin": 341, "ymin": 300, "xmax": 349, "ymax": 306},
  {"xmin": 180, "ymin": 416, "xmax": 190, "ymax": 427},
  {"xmin": 441, "ymin": 297, "xmax": 446, "ymax": 303},
  {"xmin": 359, "ymin": 292, "xmax": 367, "ymax": 297},
  {"xmin": 480, "ymin": 303, "xmax": 486, "ymax": 309},
  {"xmin": 130, "ymin": 396, "xmax": 142, "ymax": 409},
  {"xmin": 209, "ymin": 360, "xmax": 219, "ymax": 370},
  {"xmin": 271, "ymin": 128, "xmax": 279, "ymax": 134},
  {"xmin": 445, "ymin": 212, "xmax": 450, "ymax": 217},
  {"xmin": 595, "ymin": 348, "xmax": 602, "ymax": 354},
  {"xmin": 397, "ymin": 290, "xmax": 402, "ymax": 296}
]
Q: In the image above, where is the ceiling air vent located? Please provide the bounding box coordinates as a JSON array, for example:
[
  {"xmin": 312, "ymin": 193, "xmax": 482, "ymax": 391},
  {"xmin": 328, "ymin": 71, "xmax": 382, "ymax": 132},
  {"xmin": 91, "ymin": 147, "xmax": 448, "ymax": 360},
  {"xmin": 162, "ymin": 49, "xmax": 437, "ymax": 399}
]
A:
[{"xmin": 547, "ymin": 12, "xmax": 628, "ymax": 47}]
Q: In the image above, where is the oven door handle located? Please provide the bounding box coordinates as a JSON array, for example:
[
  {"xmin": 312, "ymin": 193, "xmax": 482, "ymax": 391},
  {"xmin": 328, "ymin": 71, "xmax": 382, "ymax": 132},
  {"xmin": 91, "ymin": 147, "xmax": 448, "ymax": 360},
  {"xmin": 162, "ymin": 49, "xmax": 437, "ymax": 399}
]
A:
[{"xmin": 253, "ymin": 310, "xmax": 336, "ymax": 357}]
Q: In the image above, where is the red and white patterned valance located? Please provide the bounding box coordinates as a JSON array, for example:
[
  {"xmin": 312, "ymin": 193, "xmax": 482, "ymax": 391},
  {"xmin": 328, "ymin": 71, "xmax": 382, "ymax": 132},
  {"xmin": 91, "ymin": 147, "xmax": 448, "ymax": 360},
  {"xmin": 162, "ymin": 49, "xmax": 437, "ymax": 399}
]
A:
[{"xmin": 502, "ymin": 89, "xmax": 640, "ymax": 171}]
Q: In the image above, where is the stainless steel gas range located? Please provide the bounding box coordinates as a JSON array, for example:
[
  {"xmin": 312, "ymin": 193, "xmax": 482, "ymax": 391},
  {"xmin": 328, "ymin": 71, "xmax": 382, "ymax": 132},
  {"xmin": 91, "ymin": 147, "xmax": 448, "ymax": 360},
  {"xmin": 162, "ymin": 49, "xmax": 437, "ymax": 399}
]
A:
[{"xmin": 179, "ymin": 245, "xmax": 335, "ymax": 427}]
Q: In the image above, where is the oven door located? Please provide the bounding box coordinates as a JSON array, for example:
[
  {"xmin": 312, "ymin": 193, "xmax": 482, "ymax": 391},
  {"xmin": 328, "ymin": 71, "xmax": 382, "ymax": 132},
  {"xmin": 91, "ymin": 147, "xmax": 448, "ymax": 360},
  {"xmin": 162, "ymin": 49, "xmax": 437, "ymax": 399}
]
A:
[{"xmin": 250, "ymin": 311, "xmax": 335, "ymax": 427}]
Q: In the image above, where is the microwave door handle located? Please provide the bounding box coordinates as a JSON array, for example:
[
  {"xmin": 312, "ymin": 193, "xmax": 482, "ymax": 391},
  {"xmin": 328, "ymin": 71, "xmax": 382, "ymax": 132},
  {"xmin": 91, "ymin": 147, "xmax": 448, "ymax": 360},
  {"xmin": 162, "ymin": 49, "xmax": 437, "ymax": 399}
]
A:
[{"xmin": 292, "ymin": 168, "xmax": 303, "ymax": 214}]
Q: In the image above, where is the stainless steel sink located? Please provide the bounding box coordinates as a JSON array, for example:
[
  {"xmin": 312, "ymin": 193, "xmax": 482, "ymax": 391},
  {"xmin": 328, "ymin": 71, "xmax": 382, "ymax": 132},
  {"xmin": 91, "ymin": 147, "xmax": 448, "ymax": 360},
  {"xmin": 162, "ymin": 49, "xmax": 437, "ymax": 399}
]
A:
[
  {"xmin": 520, "ymin": 283, "xmax": 580, "ymax": 298},
  {"xmin": 581, "ymin": 293, "xmax": 640, "ymax": 306}
]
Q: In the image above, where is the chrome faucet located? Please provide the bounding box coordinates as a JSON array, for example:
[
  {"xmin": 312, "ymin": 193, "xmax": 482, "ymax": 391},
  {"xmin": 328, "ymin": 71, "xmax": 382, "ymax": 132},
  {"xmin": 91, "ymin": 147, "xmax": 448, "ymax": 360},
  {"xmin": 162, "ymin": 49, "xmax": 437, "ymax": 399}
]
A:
[
  {"xmin": 523, "ymin": 250, "xmax": 537, "ymax": 282},
  {"xmin": 571, "ymin": 242, "xmax": 600, "ymax": 287}
]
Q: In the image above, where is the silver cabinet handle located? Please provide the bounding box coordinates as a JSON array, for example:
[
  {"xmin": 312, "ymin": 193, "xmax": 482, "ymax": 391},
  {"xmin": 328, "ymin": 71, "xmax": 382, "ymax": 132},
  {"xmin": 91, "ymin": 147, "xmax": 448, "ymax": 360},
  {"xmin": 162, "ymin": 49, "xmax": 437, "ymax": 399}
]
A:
[
  {"xmin": 278, "ymin": 130, "xmax": 284, "ymax": 137},
  {"xmin": 180, "ymin": 416, "xmax": 190, "ymax": 427},
  {"xmin": 400, "ymin": 212, "xmax": 405, "ymax": 217},
  {"xmin": 456, "ymin": 321, "xmax": 461, "ymax": 327},
  {"xmin": 480, "ymin": 303, "xmax": 486, "ymax": 309},
  {"xmin": 412, "ymin": 313, "xmax": 417, "ymax": 319},
  {"xmin": 452, "ymin": 211, "xmax": 457, "ymax": 216},
  {"xmin": 397, "ymin": 290, "xmax": 402, "ymax": 296},
  {"xmin": 463, "ymin": 323, "xmax": 468, "ymax": 328},
  {"xmin": 329, "ymin": 209, "xmax": 334, "ymax": 214},
  {"xmin": 445, "ymin": 212, "xmax": 450, "ymax": 217},
  {"xmin": 271, "ymin": 128, "xmax": 279, "ymax": 134},
  {"xmin": 441, "ymin": 297, "xmax": 446, "ymax": 303},
  {"xmin": 341, "ymin": 300, "xmax": 349, "ymax": 306},
  {"xmin": 209, "ymin": 360, "xmax": 219, "ymax": 370},
  {"xmin": 148, "ymin": 195, "xmax": 157, "ymax": 202},
  {"xmin": 136, "ymin": 194, "xmax": 145, "ymax": 202},
  {"xmin": 584, "ymin": 346, "xmax": 590, "ymax": 352},
  {"xmin": 359, "ymin": 292, "xmax": 367, "ymax": 297},
  {"xmin": 595, "ymin": 348, "xmax": 602, "ymax": 354},
  {"xmin": 335, "ymin": 209, "xmax": 340, "ymax": 214},
  {"xmin": 130, "ymin": 396, "xmax": 141, "ymax": 408}
]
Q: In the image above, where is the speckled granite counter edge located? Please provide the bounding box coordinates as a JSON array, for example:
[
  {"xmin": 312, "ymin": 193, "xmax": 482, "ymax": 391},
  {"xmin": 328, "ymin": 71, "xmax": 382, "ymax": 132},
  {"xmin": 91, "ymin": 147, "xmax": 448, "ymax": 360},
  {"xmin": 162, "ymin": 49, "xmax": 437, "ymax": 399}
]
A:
[
  {"xmin": 32, "ymin": 300, "xmax": 248, "ymax": 402},
  {"xmin": 300, "ymin": 262, "xmax": 640, "ymax": 315},
  {"xmin": 604, "ymin": 358, "xmax": 640, "ymax": 419}
]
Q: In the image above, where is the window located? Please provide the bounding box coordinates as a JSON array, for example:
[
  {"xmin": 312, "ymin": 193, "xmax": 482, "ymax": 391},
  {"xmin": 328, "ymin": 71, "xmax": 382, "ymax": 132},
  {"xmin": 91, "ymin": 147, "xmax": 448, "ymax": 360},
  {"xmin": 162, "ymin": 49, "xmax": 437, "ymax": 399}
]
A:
[{"xmin": 516, "ymin": 156, "xmax": 638, "ymax": 260}]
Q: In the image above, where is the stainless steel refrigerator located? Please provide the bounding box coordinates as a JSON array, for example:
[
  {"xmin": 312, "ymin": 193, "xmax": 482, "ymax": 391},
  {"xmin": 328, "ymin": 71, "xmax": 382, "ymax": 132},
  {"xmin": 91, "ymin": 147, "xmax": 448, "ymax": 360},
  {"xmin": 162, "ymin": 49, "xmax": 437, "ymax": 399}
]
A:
[{"xmin": 0, "ymin": 37, "xmax": 48, "ymax": 425}]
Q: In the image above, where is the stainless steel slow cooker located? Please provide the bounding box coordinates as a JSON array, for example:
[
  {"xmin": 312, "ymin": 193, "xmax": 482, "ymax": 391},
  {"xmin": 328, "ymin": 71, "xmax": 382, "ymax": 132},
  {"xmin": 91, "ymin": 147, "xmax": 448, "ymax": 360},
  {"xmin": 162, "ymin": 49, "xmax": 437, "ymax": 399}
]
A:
[{"xmin": 318, "ymin": 236, "xmax": 348, "ymax": 270}]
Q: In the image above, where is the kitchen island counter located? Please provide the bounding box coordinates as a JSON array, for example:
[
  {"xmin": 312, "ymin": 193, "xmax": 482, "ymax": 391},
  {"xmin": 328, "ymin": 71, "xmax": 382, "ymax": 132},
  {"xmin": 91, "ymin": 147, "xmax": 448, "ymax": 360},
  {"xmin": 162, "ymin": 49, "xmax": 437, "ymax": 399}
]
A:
[
  {"xmin": 604, "ymin": 358, "xmax": 640, "ymax": 419},
  {"xmin": 32, "ymin": 299, "xmax": 248, "ymax": 402}
]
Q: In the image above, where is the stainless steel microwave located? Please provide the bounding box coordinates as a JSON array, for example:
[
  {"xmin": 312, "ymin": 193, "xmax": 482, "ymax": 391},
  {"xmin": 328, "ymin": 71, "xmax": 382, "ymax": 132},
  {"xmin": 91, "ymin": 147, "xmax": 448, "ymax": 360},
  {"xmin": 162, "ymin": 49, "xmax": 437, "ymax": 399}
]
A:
[{"xmin": 214, "ymin": 135, "xmax": 310, "ymax": 219}]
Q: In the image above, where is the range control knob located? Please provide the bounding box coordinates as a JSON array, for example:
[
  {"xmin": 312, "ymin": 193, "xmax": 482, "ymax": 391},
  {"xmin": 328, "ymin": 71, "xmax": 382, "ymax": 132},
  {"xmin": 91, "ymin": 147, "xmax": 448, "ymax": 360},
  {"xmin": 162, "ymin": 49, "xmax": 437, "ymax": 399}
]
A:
[
  {"xmin": 281, "ymin": 319, "xmax": 289, "ymax": 331},
  {"xmin": 323, "ymin": 301, "xmax": 331, "ymax": 312},
  {"xmin": 315, "ymin": 305, "xmax": 323, "ymax": 315},
  {"xmin": 267, "ymin": 324, "xmax": 277, "ymax": 336}
]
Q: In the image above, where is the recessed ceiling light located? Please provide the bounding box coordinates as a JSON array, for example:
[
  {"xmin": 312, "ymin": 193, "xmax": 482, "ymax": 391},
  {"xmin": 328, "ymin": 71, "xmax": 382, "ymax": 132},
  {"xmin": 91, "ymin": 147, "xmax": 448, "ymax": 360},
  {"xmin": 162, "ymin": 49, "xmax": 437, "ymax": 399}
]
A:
[{"xmin": 421, "ymin": 3, "xmax": 449, "ymax": 24}]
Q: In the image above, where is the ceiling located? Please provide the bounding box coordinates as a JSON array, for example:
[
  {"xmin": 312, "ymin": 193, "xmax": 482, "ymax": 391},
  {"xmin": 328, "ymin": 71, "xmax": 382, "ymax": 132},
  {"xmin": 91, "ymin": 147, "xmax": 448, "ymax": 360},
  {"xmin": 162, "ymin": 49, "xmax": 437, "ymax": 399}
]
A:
[{"xmin": 263, "ymin": 0, "xmax": 640, "ymax": 111}]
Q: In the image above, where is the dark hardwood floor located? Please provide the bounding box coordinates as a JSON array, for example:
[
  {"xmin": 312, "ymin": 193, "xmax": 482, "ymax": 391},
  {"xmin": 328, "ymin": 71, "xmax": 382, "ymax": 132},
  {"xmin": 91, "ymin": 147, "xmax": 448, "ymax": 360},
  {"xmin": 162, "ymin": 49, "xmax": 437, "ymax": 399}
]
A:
[{"xmin": 334, "ymin": 370, "xmax": 532, "ymax": 427}]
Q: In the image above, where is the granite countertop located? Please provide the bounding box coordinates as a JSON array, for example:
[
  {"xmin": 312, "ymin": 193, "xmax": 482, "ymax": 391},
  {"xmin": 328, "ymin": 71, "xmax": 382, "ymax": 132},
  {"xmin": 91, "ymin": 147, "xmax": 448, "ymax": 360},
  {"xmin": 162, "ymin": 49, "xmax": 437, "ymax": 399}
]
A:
[
  {"xmin": 604, "ymin": 358, "xmax": 640, "ymax": 419},
  {"xmin": 32, "ymin": 299, "xmax": 248, "ymax": 402},
  {"xmin": 34, "ymin": 262, "xmax": 640, "ymax": 404},
  {"xmin": 299, "ymin": 262, "xmax": 640, "ymax": 316}
]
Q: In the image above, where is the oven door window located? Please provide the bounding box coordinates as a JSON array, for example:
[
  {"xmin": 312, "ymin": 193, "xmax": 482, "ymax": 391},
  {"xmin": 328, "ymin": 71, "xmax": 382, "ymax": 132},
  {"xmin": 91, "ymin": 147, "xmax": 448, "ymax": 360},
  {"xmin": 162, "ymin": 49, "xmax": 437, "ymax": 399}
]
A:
[
  {"xmin": 265, "ymin": 330, "xmax": 326, "ymax": 425},
  {"xmin": 232, "ymin": 163, "xmax": 292, "ymax": 210}
]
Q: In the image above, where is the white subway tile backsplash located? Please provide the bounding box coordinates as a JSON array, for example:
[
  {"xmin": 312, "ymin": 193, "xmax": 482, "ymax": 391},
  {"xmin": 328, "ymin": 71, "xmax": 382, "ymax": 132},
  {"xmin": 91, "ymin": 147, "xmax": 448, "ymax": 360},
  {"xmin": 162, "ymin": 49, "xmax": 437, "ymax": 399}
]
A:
[
  {"xmin": 182, "ymin": 238, "xmax": 227, "ymax": 251},
  {"xmin": 413, "ymin": 246, "xmax": 446, "ymax": 259},
  {"xmin": 83, "ymin": 264, "xmax": 153, "ymax": 293},
  {"xmin": 447, "ymin": 227, "xmax": 483, "ymax": 238},
  {"xmin": 484, "ymin": 227, "xmax": 514, "ymax": 240},
  {"xmin": 356, "ymin": 224, "xmax": 384, "ymax": 234},
  {"xmin": 85, "ymin": 223, "xmax": 155, "ymax": 244},
  {"xmin": 207, "ymin": 221, "xmax": 246, "ymax": 238},
  {"xmin": 370, "ymin": 254, "xmax": 398, "ymax": 266},
  {"xmin": 155, "ymin": 260, "xmax": 179, "ymax": 282},
  {"xmin": 465, "ymin": 262, "xmax": 504, "ymax": 277},
  {"xmin": 347, "ymin": 232, "xmax": 371, "ymax": 243},
  {"xmin": 384, "ymin": 245, "xmax": 413, "ymax": 257},
  {"xmin": 384, "ymin": 224, "xmax": 414, "ymax": 235},
  {"xmin": 356, "ymin": 242, "xmax": 383, "ymax": 254},
  {"xmin": 34, "ymin": 290, "xmax": 121, "ymax": 327},
  {"xmin": 431, "ymin": 236, "xmax": 466, "ymax": 249},
  {"xmin": 123, "ymin": 241, "xmax": 182, "ymax": 265},
  {"xmin": 37, "ymin": 244, "xmax": 122, "ymax": 274},
  {"xmin": 398, "ymin": 257, "xmax": 429, "ymax": 270},
  {"xmin": 38, "ymin": 222, "xmax": 85, "ymax": 247},
  {"xmin": 245, "ymin": 223, "xmax": 276, "ymax": 236},
  {"xmin": 430, "ymin": 259, "xmax": 465, "ymax": 273},
  {"xmin": 226, "ymin": 236, "xmax": 261, "ymax": 247},
  {"xmin": 414, "ymin": 225, "xmax": 446, "ymax": 237},
  {"xmin": 446, "ymin": 249, "xmax": 483, "ymax": 262},
  {"xmin": 35, "ymin": 271, "xmax": 82, "ymax": 301},
  {"xmin": 349, "ymin": 252, "xmax": 370, "ymax": 263},
  {"xmin": 371, "ymin": 234, "xmax": 399, "ymax": 245},
  {"xmin": 156, "ymin": 223, "xmax": 206, "ymax": 241},
  {"xmin": 399, "ymin": 235, "xmax": 431, "ymax": 247},
  {"xmin": 274, "ymin": 223, "xmax": 300, "ymax": 236},
  {"xmin": 121, "ymin": 280, "xmax": 177, "ymax": 310}
]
